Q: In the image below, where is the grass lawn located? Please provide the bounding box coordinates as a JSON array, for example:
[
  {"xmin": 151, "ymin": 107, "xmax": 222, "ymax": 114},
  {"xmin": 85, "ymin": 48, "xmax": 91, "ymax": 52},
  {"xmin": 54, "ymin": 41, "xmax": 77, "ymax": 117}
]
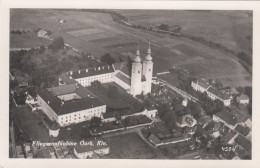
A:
[{"xmin": 103, "ymin": 133, "xmax": 157, "ymax": 159}]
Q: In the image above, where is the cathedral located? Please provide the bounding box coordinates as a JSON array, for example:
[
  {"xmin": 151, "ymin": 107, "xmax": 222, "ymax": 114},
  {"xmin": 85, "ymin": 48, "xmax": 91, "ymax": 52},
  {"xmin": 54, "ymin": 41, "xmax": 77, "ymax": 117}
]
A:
[{"xmin": 58, "ymin": 42, "xmax": 154, "ymax": 97}]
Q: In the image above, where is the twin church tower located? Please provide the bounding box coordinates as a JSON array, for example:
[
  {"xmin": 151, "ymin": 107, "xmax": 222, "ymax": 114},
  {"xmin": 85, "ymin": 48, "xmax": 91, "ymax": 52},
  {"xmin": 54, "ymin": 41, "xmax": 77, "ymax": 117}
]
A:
[{"xmin": 130, "ymin": 43, "xmax": 154, "ymax": 97}]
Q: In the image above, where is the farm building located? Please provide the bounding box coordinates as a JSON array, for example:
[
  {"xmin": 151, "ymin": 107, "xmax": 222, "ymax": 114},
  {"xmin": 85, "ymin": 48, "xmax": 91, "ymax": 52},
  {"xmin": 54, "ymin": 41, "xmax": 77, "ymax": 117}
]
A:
[
  {"xmin": 37, "ymin": 30, "xmax": 48, "ymax": 37},
  {"xmin": 237, "ymin": 94, "xmax": 250, "ymax": 105},
  {"xmin": 213, "ymin": 111, "xmax": 238, "ymax": 130}
]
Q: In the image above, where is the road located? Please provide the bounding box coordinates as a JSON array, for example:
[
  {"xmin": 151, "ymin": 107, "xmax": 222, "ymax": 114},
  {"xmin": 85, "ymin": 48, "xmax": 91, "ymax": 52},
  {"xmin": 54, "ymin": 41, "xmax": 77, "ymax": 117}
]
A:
[{"xmin": 157, "ymin": 78, "xmax": 199, "ymax": 102}]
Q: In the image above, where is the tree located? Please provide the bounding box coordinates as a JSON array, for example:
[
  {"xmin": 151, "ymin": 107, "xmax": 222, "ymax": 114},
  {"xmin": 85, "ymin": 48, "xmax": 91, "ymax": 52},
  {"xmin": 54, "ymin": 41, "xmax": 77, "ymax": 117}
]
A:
[
  {"xmin": 100, "ymin": 53, "xmax": 115, "ymax": 65},
  {"xmin": 158, "ymin": 24, "xmax": 169, "ymax": 31},
  {"xmin": 39, "ymin": 45, "xmax": 45, "ymax": 54},
  {"xmin": 51, "ymin": 37, "xmax": 64, "ymax": 52}
]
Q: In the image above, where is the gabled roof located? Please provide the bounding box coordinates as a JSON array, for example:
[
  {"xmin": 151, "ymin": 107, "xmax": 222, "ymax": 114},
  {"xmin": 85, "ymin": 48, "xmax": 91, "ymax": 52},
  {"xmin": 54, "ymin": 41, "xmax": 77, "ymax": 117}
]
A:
[
  {"xmin": 214, "ymin": 111, "xmax": 237, "ymax": 126},
  {"xmin": 237, "ymin": 94, "xmax": 249, "ymax": 101},
  {"xmin": 207, "ymin": 87, "xmax": 230, "ymax": 100},
  {"xmin": 235, "ymin": 124, "xmax": 250, "ymax": 136},
  {"xmin": 48, "ymin": 84, "xmax": 77, "ymax": 96},
  {"xmin": 113, "ymin": 62, "xmax": 131, "ymax": 77},
  {"xmin": 70, "ymin": 65, "xmax": 114, "ymax": 79},
  {"xmin": 220, "ymin": 130, "xmax": 237, "ymax": 144},
  {"xmin": 148, "ymin": 134, "xmax": 161, "ymax": 145},
  {"xmin": 235, "ymin": 135, "xmax": 251, "ymax": 153},
  {"xmin": 196, "ymin": 79, "xmax": 210, "ymax": 89},
  {"xmin": 115, "ymin": 72, "xmax": 131, "ymax": 86}
]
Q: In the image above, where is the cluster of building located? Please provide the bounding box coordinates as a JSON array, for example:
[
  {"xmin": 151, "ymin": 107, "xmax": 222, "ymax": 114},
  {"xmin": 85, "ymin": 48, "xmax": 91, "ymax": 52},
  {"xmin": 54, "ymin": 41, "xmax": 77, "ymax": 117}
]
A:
[
  {"xmin": 191, "ymin": 79, "xmax": 232, "ymax": 106},
  {"xmin": 191, "ymin": 79, "xmax": 250, "ymax": 107}
]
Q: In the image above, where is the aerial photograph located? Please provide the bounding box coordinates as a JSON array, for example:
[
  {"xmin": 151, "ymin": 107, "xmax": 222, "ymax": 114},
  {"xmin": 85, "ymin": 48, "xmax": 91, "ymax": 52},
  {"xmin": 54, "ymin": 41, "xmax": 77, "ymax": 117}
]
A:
[{"xmin": 9, "ymin": 9, "xmax": 252, "ymax": 159}]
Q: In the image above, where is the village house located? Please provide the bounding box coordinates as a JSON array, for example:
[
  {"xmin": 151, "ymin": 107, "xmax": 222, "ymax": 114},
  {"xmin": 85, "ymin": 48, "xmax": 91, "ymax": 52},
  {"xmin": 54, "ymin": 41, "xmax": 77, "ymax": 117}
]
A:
[
  {"xmin": 213, "ymin": 111, "xmax": 238, "ymax": 130},
  {"xmin": 37, "ymin": 30, "xmax": 48, "ymax": 38},
  {"xmin": 236, "ymin": 94, "xmax": 250, "ymax": 105}
]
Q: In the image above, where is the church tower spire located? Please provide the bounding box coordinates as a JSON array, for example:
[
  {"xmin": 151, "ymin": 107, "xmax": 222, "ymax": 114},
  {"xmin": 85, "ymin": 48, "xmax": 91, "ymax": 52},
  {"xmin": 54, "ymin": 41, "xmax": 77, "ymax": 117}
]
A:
[
  {"xmin": 142, "ymin": 42, "xmax": 153, "ymax": 95},
  {"xmin": 145, "ymin": 42, "xmax": 152, "ymax": 61},
  {"xmin": 134, "ymin": 44, "xmax": 141, "ymax": 63},
  {"xmin": 130, "ymin": 44, "xmax": 143, "ymax": 96}
]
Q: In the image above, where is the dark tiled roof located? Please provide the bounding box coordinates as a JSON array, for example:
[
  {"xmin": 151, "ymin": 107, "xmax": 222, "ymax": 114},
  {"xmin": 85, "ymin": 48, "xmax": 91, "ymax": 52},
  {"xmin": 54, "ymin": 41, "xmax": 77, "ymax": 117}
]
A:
[
  {"xmin": 59, "ymin": 73, "xmax": 77, "ymax": 85},
  {"xmin": 115, "ymin": 72, "xmax": 131, "ymax": 86},
  {"xmin": 50, "ymin": 123, "xmax": 60, "ymax": 130},
  {"xmin": 148, "ymin": 134, "xmax": 161, "ymax": 145},
  {"xmin": 235, "ymin": 125, "xmax": 250, "ymax": 136},
  {"xmin": 220, "ymin": 130, "xmax": 237, "ymax": 144},
  {"xmin": 113, "ymin": 62, "xmax": 131, "ymax": 77},
  {"xmin": 74, "ymin": 138, "xmax": 108, "ymax": 153},
  {"xmin": 207, "ymin": 87, "xmax": 230, "ymax": 100},
  {"xmin": 71, "ymin": 65, "xmax": 114, "ymax": 79},
  {"xmin": 235, "ymin": 135, "xmax": 251, "ymax": 153},
  {"xmin": 237, "ymin": 94, "xmax": 249, "ymax": 101},
  {"xmin": 48, "ymin": 84, "xmax": 77, "ymax": 96},
  {"xmin": 38, "ymin": 86, "xmax": 105, "ymax": 115},
  {"xmin": 197, "ymin": 79, "xmax": 210, "ymax": 89},
  {"xmin": 214, "ymin": 111, "xmax": 237, "ymax": 126},
  {"xmin": 198, "ymin": 115, "xmax": 212, "ymax": 126}
]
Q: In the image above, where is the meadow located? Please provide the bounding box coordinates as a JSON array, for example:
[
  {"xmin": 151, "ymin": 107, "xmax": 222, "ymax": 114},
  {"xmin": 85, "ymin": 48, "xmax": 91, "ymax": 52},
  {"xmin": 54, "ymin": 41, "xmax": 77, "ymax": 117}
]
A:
[{"xmin": 10, "ymin": 9, "xmax": 252, "ymax": 87}]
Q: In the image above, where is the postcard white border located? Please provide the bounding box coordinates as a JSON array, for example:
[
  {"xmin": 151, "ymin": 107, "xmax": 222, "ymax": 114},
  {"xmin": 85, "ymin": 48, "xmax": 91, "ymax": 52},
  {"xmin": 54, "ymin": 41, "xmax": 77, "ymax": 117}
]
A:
[{"xmin": 1, "ymin": 0, "xmax": 260, "ymax": 168}]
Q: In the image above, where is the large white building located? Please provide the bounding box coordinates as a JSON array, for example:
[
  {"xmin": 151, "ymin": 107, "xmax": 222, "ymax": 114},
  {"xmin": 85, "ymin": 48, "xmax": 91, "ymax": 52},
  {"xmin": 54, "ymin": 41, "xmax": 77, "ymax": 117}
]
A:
[
  {"xmin": 59, "ymin": 43, "xmax": 154, "ymax": 97},
  {"xmin": 38, "ymin": 83, "xmax": 106, "ymax": 127}
]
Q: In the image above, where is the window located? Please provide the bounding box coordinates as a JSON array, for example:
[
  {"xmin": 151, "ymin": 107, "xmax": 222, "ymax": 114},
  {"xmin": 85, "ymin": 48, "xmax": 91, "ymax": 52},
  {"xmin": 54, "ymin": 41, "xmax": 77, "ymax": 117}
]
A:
[{"xmin": 138, "ymin": 71, "xmax": 140, "ymax": 74}]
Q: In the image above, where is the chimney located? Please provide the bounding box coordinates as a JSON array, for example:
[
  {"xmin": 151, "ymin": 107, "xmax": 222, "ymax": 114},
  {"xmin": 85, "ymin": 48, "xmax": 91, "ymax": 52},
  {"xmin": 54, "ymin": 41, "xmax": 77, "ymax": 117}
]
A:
[
  {"xmin": 95, "ymin": 68, "xmax": 96, "ymax": 71},
  {"xmin": 78, "ymin": 70, "xmax": 80, "ymax": 74},
  {"xmin": 48, "ymin": 101, "xmax": 50, "ymax": 104},
  {"xmin": 103, "ymin": 66, "xmax": 104, "ymax": 69},
  {"xmin": 108, "ymin": 66, "xmax": 110, "ymax": 69},
  {"xmin": 70, "ymin": 71, "xmax": 73, "ymax": 75},
  {"xmin": 69, "ymin": 76, "xmax": 72, "ymax": 79},
  {"xmin": 86, "ymin": 69, "xmax": 88, "ymax": 73},
  {"xmin": 98, "ymin": 67, "xmax": 100, "ymax": 71}
]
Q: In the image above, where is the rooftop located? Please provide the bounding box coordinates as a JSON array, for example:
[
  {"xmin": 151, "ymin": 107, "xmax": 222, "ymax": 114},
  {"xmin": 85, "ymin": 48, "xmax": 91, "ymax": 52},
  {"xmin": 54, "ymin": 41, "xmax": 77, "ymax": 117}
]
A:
[
  {"xmin": 38, "ymin": 85, "xmax": 105, "ymax": 115},
  {"xmin": 235, "ymin": 124, "xmax": 250, "ymax": 137},
  {"xmin": 115, "ymin": 72, "xmax": 131, "ymax": 86},
  {"xmin": 235, "ymin": 135, "xmax": 251, "ymax": 153},
  {"xmin": 220, "ymin": 130, "xmax": 237, "ymax": 144},
  {"xmin": 70, "ymin": 65, "xmax": 114, "ymax": 79},
  {"xmin": 237, "ymin": 94, "xmax": 249, "ymax": 101},
  {"xmin": 207, "ymin": 87, "xmax": 230, "ymax": 100},
  {"xmin": 214, "ymin": 111, "xmax": 237, "ymax": 127},
  {"xmin": 113, "ymin": 62, "xmax": 131, "ymax": 77},
  {"xmin": 196, "ymin": 79, "xmax": 210, "ymax": 89}
]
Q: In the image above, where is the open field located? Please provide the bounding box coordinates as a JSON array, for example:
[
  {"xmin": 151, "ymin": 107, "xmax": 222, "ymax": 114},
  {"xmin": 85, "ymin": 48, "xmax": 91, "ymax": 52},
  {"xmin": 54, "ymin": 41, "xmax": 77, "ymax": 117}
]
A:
[
  {"xmin": 116, "ymin": 10, "xmax": 252, "ymax": 55},
  {"xmin": 10, "ymin": 9, "xmax": 252, "ymax": 87},
  {"xmin": 103, "ymin": 133, "xmax": 157, "ymax": 159}
]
